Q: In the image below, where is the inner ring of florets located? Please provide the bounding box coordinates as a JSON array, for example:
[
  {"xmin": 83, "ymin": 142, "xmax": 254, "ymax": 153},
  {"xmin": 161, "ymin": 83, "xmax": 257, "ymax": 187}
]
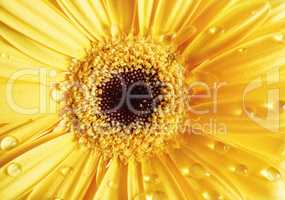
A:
[{"xmin": 61, "ymin": 37, "xmax": 186, "ymax": 161}]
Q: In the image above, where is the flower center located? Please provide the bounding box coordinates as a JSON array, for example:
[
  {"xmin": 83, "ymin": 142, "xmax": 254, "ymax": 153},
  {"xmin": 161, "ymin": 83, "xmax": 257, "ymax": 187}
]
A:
[
  {"xmin": 59, "ymin": 36, "xmax": 186, "ymax": 161},
  {"xmin": 97, "ymin": 68, "xmax": 164, "ymax": 127}
]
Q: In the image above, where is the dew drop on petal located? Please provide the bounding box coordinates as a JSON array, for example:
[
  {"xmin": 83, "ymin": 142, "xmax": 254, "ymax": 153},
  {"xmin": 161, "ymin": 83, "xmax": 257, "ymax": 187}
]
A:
[
  {"xmin": 6, "ymin": 163, "xmax": 22, "ymax": 177},
  {"xmin": 190, "ymin": 163, "xmax": 209, "ymax": 179},
  {"xmin": 273, "ymin": 33, "xmax": 285, "ymax": 43},
  {"xmin": 107, "ymin": 180, "xmax": 118, "ymax": 189},
  {"xmin": 134, "ymin": 193, "xmax": 151, "ymax": 200},
  {"xmin": 234, "ymin": 164, "xmax": 248, "ymax": 176},
  {"xmin": 208, "ymin": 26, "xmax": 220, "ymax": 34},
  {"xmin": 143, "ymin": 174, "xmax": 159, "ymax": 184},
  {"xmin": 49, "ymin": 70, "xmax": 57, "ymax": 77},
  {"xmin": 260, "ymin": 167, "xmax": 281, "ymax": 181},
  {"xmin": 134, "ymin": 191, "xmax": 167, "ymax": 200},
  {"xmin": 233, "ymin": 109, "xmax": 243, "ymax": 116},
  {"xmin": 0, "ymin": 136, "xmax": 18, "ymax": 150},
  {"xmin": 0, "ymin": 53, "xmax": 9, "ymax": 59},
  {"xmin": 180, "ymin": 167, "xmax": 190, "ymax": 176},
  {"xmin": 59, "ymin": 166, "xmax": 72, "ymax": 176},
  {"xmin": 51, "ymin": 88, "xmax": 64, "ymax": 102},
  {"xmin": 237, "ymin": 48, "xmax": 246, "ymax": 53},
  {"xmin": 202, "ymin": 191, "xmax": 224, "ymax": 200},
  {"xmin": 251, "ymin": 10, "xmax": 257, "ymax": 16},
  {"xmin": 161, "ymin": 33, "xmax": 177, "ymax": 43},
  {"xmin": 214, "ymin": 142, "xmax": 230, "ymax": 153}
]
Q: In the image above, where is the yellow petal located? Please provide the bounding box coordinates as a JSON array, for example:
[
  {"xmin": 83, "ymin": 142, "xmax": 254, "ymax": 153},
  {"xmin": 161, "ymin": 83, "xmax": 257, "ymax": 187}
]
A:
[
  {"xmin": 0, "ymin": 22, "xmax": 69, "ymax": 69},
  {"xmin": 56, "ymin": 150, "xmax": 93, "ymax": 200},
  {"xmin": 183, "ymin": 136, "xmax": 285, "ymax": 200},
  {"xmin": 185, "ymin": 0, "xmax": 235, "ymax": 37},
  {"xmin": 152, "ymin": 0, "xmax": 201, "ymax": 36},
  {"xmin": 192, "ymin": 33, "xmax": 285, "ymax": 83},
  {"xmin": 155, "ymin": 154, "xmax": 197, "ymax": 199},
  {"xmin": 0, "ymin": 38, "xmax": 60, "ymax": 81},
  {"xmin": 0, "ymin": 0, "xmax": 89, "ymax": 58},
  {"xmin": 184, "ymin": 1, "xmax": 270, "ymax": 66},
  {"xmin": 104, "ymin": 0, "xmax": 135, "ymax": 34},
  {"xmin": 94, "ymin": 158, "xmax": 127, "ymax": 200},
  {"xmin": 26, "ymin": 146, "xmax": 87, "ymax": 200},
  {"xmin": 268, "ymin": 0, "xmax": 285, "ymax": 22},
  {"xmin": 0, "ymin": 115, "xmax": 58, "ymax": 159},
  {"xmin": 0, "ymin": 127, "xmax": 64, "ymax": 166},
  {"xmin": 246, "ymin": 2, "xmax": 285, "ymax": 40},
  {"xmin": 0, "ymin": 133, "xmax": 75, "ymax": 199},
  {"xmin": 176, "ymin": 0, "xmax": 234, "ymax": 47},
  {"xmin": 137, "ymin": 0, "xmax": 154, "ymax": 36},
  {"xmin": 83, "ymin": 156, "xmax": 109, "ymax": 200},
  {"xmin": 28, "ymin": 147, "xmax": 100, "ymax": 200},
  {"xmin": 149, "ymin": 156, "xmax": 186, "ymax": 199},
  {"xmin": 168, "ymin": 146, "xmax": 243, "ymax": 200},
  {"xmin": 68, "ymin": 151, "xmax": 100, "ymax": 200},
  {"xmin": 56, "ymin": 0, "xmax": 109, "ymax": 40},
  {"xmin": 0, "ymin": 83, "xmax": 44, "ymax": 121},
  {"xmin": 127, "ymin": 159, "xmax": 144, "ymax": 200},
  {"xmin": 0, "ymin": 78, "xmax": 59, "ymax": 123}
]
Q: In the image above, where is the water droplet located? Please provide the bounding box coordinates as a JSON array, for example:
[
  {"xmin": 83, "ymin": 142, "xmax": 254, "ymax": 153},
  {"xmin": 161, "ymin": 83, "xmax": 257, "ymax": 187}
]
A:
[
  {"xmin": 51, "ymin": 88, "xmax": 64, "ymax": 102},
  {"xmin": 59, "ymin": 166, "xmax": 72, "ymax": 176},
  {"xmin": 237, "ymin": 48, "xmax": 246, "ymax": 53},
  {"xmin": 107, "ymin": 180, "xmax": 118, "ymax": 189},
  {"xmin": 143, "ymin": 174, "xmax": 159, "ymax": 184},
  {"xmin": 260, "ymin": 167, "xmax": 281, "ymax": 181},
  {"xmin": 0, "ymin": 53, "xmax": 9, "ymax": 59},
  {"xmin": 251, "ymin": 10, "xmax": 257, "ymax": 16},
  {"xmin": 265, "ymin": 102, "xmax": 274, "ymax": 110},
  {"xmin": 208, "ymin": 27, "xmax": 220, "ymax": 34},
  {"xmin": 189, "ymin": 163, "xmax": 209, "ymax": 179},
  {"xmin": 233, "ymin": 164, "xmax": 248, "ymax": 176},
  {"xmin": 273, "ymin": 33, "xmax": 285, "ymax": 43},
  {"xmin": 161, "ymin": 33, "xmax": 176, "ymax": 43},
  {"xmin": 180, "ymin": 167, "xmax": 190, "ymax": 176},
  {"xmin": 214, "ymin": 142, "xmax": 230, "ymax": 153},
  {"xmin": 6, "ymin": 163, "xmax": 22, "ymax": 177},
  {"xmin": 134, "ymin": 191, "xmax": 167, "ymax": 200},
  {"xmin": 49, "ymin": 70, "xmax": 57, "ymax": 77},
  {"xmin": 202, "ymin": 191, "xmax": 223, "ymax": 200},
  {"xmin": 233, "ymin": 109, "xmax": 243, "ymax": 116},
  {"xmin": 0, "ymin": 136, "xmax": 18, "ymax": 150}
]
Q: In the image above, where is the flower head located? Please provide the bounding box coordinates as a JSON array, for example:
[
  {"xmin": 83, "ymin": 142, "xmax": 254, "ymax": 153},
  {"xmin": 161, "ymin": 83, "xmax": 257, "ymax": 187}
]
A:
[{"xmin": 0, "ymin": 0, "xmax": 285, "ymax": 200}]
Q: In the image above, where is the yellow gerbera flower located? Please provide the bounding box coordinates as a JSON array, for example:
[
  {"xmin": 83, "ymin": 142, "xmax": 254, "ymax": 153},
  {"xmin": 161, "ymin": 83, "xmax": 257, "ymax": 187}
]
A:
[{"xmin": 0, "ymin": 0, "xmax": 285, "ymax": 199}]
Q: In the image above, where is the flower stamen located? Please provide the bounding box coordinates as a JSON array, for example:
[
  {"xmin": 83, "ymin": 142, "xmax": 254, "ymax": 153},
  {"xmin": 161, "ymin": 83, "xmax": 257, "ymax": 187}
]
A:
[{"xmin": 60, "ymin": 36, "xmax": 186, "ymax": 161}]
